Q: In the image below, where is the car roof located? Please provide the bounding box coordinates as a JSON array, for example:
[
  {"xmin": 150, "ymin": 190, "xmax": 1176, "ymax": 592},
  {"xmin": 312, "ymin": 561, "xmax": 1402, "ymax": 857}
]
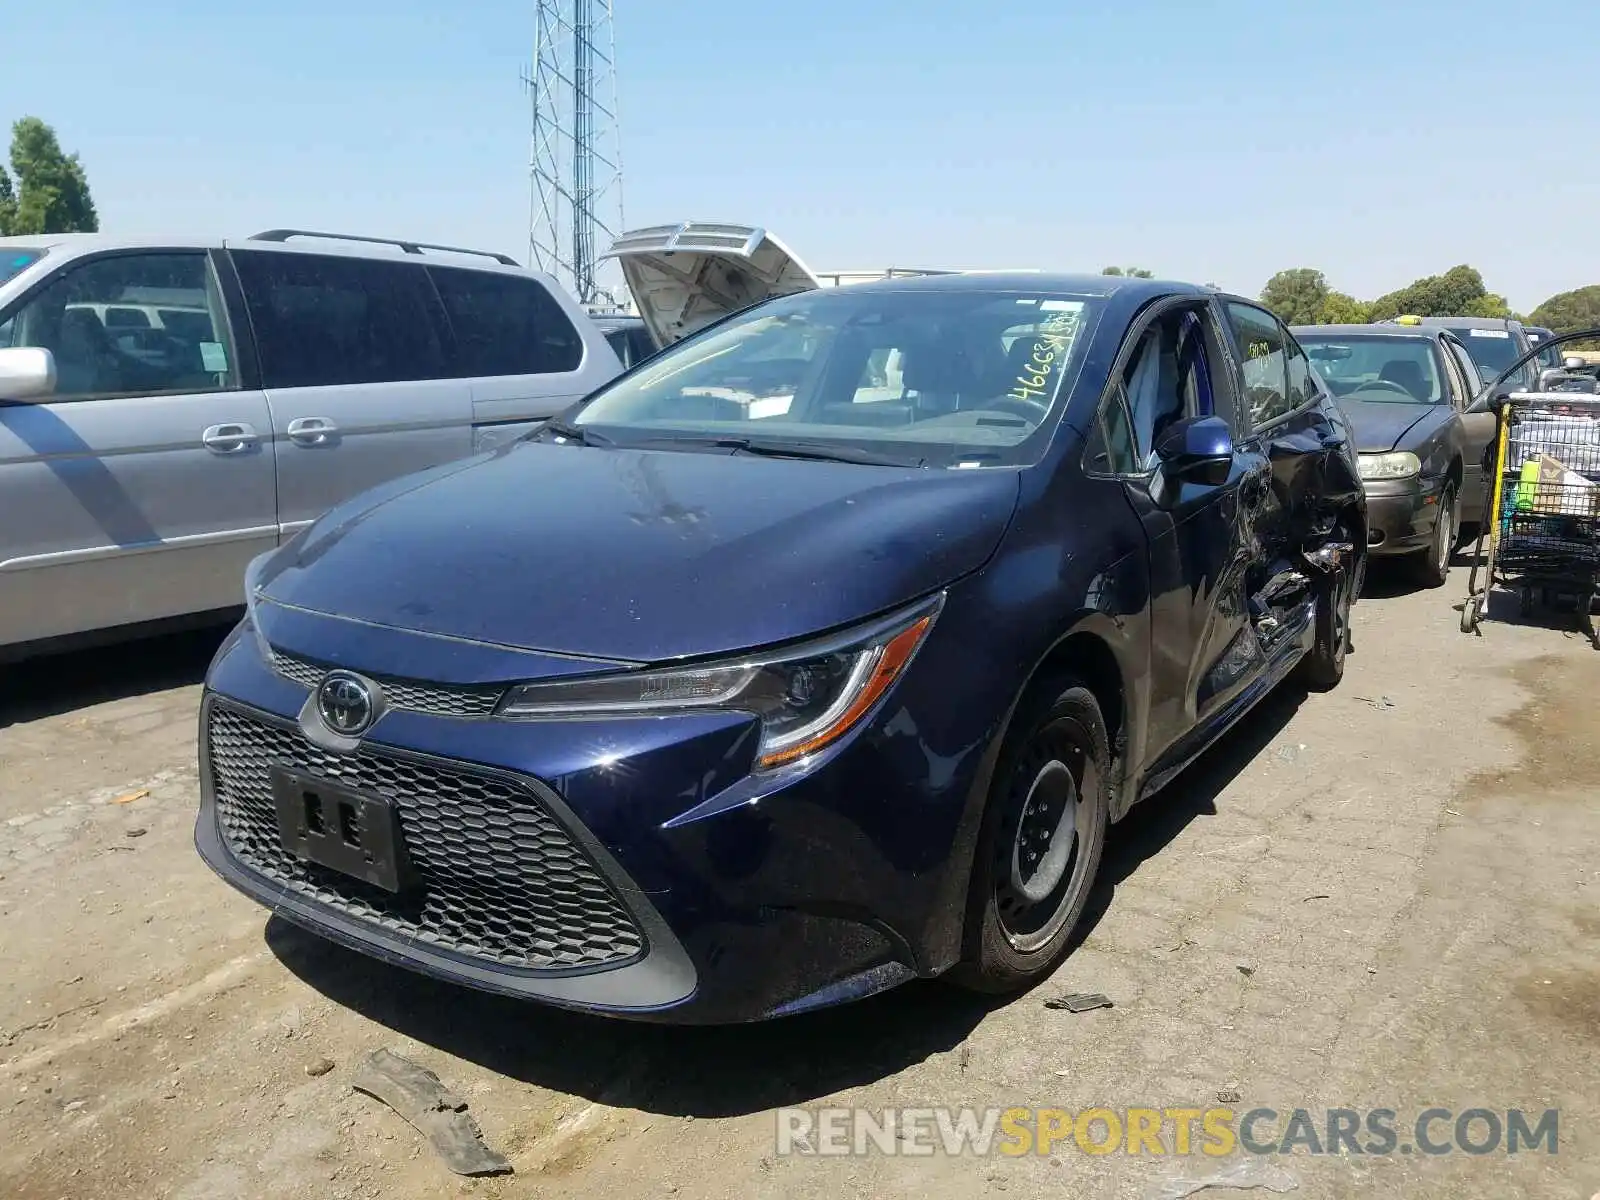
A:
[
  {"xmin": 1411, "ymin": 315, "xmax": 1523, "ymax": 329},
  {"xmin": 1291, "ymin": 322, "xmax": 1449, "ymax": 342},
  {"xmin": 836, "ymin": 270, "xmax": 1209, "ymax": 300},
  {"xmin": 0, "ymin": 230, "xmax": 539, "ymax": 277}
]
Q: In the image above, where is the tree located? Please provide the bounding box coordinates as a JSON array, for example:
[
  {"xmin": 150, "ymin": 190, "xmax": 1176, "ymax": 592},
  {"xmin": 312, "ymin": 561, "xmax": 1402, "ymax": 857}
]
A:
[
  {"xmin": 1367, "ymin": 264, "xmax": 1501, "ymax": 321},
  {"xmin": 1317, "ymin": 291, "xmax": 1370, "ymax": 325},
  {"xmin": 1260, "ymin": 268, "xmax": 1330, "ymax": 325},
  {"xmin": 1101, "ymin": 266, "xmax": 1153, "ymax": 278},
  {"xmin": 1529, "ymin": 285, "xmax": 1600, "ymax": 349},
  {"xmin": 0, "ymin": 117, "xmax": 98, "ymax": 237}
]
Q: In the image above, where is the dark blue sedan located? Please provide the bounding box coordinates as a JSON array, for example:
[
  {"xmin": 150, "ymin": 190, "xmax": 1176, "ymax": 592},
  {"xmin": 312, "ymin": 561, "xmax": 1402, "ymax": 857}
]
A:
[{"xmin": 195, "ymin": 266, "xmax": 1366, "ymax": 1023}]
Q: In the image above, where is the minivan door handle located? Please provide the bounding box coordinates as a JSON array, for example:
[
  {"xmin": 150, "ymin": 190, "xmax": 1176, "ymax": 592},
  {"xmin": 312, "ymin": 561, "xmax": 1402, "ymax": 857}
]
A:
[
  {"xmin": 286, "ymin": 416, "xmax": 337, "ymax": 446},
  {"xmin": 201, "ymin": 422, "xmax": 259, "ymax": 454}
]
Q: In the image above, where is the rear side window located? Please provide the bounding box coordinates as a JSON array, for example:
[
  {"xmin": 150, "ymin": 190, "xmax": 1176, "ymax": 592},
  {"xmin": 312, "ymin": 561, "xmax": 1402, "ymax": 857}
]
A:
[
  {"xmin": 231, "ymin": 250, "xmax": 448, "ymax": 389},
  {"xmin": 428, "ymin": 266, "xmax": 583, "ymax": 377}
]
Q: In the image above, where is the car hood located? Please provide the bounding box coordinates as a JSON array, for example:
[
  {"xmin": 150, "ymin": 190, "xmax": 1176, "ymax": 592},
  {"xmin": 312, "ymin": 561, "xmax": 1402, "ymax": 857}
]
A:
[
  {"xmin": 602, "ymin": 221, "xmax": 820, "ymax": 350},
  {"xmin": 1336, "ymin": 397, "xmax": 1440, "ymax": 453},
  {"xmin": 254, "ymin": 441, "xmax": 1021, "ymax": 664}
]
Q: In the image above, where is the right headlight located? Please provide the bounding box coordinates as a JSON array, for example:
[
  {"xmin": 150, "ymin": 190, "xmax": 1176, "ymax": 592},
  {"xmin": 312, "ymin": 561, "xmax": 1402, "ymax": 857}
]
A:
[
  {"xmin": 496, "ymin": 593, "xmax": 944, "ymax": 770},
  {"xmin": 1359, "ymin": 451, "xmax": 1421, "ymax": 481}
]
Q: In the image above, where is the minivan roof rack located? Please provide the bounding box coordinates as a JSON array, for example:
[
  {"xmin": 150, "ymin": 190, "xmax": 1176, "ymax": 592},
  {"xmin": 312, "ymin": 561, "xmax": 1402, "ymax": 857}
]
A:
[{"xmin": 248, "ymin": 229, "xmax": 520, "ymax": 266}]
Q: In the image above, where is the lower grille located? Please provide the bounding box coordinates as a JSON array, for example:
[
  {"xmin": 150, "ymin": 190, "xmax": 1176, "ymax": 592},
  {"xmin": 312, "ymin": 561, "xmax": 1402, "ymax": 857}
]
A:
[{"xmin": 206, "ymin": 701, "xmax": 645, "ymax": 971}]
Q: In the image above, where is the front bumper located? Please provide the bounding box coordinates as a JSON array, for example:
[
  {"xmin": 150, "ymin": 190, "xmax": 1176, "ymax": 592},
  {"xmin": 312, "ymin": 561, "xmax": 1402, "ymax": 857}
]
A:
[
  {"xmin": 193, "ymin": 610, "xmax": 993, "ymax": 1023},
  {"xmin": 1361, "ymin": 475, "xmax": 1445, "ymax": 555}
]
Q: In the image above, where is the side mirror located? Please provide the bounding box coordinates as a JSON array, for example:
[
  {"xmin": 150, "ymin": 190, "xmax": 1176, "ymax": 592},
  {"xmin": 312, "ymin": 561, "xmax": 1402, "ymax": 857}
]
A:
[
  {"xmin": 1538, "ymin": 367, "xmax": 1566, "ymax": 392},
  {"xmin": 1564, "ymin": 355, "xmax": 1587, "ymax": 371},
  {"xmin": 1154, "ymin": 415, "xmax": 1234, "ymax": 487},
  {"xmin": 0, "ymin": 346, "xmax": 56, "ymax": 401}
]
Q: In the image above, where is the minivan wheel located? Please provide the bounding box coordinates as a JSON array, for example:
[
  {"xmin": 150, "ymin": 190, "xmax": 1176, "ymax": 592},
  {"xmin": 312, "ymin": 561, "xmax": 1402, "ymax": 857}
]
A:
[{"xmin": 950, "ymin": 679, "xmax": 1110, "ymax": 994}]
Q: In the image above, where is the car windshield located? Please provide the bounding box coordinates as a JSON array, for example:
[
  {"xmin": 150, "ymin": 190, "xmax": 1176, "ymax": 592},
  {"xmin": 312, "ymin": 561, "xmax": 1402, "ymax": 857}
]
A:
[
  {"xmin": 569, "ymin": 287, "xmax": 1099, "ymax": 468},
  {"xmin": 0, "ymin": 248, "xmax": 44, "ymax": 286},
  {"xmin": 1299, "ymin": 334, "xmax": 1444, "ymax": 404},
  {"xmin": 1442, "ymin": 326, "xmax": 1530, "ymax": 384}
]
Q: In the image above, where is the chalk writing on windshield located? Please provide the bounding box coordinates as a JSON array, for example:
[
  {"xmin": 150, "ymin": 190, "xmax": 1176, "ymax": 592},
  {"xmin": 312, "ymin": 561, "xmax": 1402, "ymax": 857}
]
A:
[{"xmin": 1008, "ymin": 308, "xmax": 1082, "ymax": 404}]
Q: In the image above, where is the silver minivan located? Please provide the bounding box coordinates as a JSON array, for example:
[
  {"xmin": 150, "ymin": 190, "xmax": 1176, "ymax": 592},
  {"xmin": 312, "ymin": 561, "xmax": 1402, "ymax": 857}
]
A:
[{"xmin": 0, "ymin": 229, "xmax": 624, "ymax": 659}]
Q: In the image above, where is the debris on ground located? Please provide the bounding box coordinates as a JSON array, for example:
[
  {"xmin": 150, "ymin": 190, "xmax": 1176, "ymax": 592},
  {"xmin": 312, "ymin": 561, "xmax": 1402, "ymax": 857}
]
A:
[
  {"xmin": 1353, "ymin": 695, "xmax": 1397, "ymax": 710},
  {"xmin": 1147, "ymin": 1158, "xmax": 1299, "ymax": 1199},
  {"xmin": 305, "ymin": 1057, "xmax": 335, "ymax": 1078},
  {"xmin": 1236, "ymin": 964, "xmax": 1255, "ymax": 977},
  {"xmin": 351, "ymin": 1049, "xmax": 511, "ymax": 1177},
  {"xmin": 124, "ymin": 828, "xmax": 146, "ymax": 839},
  {"xmin": 1042, "ymin": 992, "xmax": 1113, "ymax": 1013},
  {"xmin": 110, "ymin": 789, "xmax": 149, "ymax": 806}
]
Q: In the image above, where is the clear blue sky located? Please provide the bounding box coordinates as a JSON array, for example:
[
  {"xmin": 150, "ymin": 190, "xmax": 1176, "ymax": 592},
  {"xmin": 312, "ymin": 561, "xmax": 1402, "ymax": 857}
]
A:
[{"xmin": 2, "ymin": 0, "xmax": 1594, "ymax": 313}]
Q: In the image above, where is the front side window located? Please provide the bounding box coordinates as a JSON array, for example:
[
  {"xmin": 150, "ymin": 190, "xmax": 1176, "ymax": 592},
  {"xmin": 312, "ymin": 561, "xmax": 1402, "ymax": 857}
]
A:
[
  {"xmin": 570, "ymin": 288, "xmax": 1100, "ymax": 468},
  {"xmin": 1225, "ymin": 302, "xmax": 1291, "ymax": 426},
  {"xmin": 0, "ymin": 252, "xmax": 235, "ymax": 399},
  {"xmin": 429, "ymin": 266, "xmax": 583, "ymax": 377},
  {"xmin": 1297, "ymin": 334, "xmax": 1444, "ymax": 404},
  {"xmin": 231, "ymin": 250, "xmax": 447, "ymax": 389}
]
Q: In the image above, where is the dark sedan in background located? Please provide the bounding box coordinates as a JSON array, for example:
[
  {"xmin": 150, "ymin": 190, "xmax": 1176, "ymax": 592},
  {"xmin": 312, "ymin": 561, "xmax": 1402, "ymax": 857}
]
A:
[
  {"xmin": 1294, "ymin": 323, "xmax": 1494, "ymax": 586},
  {"xmin": 196, "ymin": 250, "xmax": 1366, "ymax": 1024}
]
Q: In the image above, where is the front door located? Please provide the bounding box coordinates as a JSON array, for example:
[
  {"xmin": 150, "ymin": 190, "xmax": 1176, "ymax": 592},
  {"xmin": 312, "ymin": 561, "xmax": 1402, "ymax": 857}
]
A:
[
  {"xmin": 226, "ymin": 249, "xmax": 472, "ymax": 540},
  {"xmin": 1443, "ymin": 336, "xmax": 1496, "ymax": 523},
  {"xmin": 0, "ymin": 249, "xmax": 276, "ymax": 648},
  {"xmin": 1106, "ymin": 302, "xmax": 1271, "ymax": 768}
]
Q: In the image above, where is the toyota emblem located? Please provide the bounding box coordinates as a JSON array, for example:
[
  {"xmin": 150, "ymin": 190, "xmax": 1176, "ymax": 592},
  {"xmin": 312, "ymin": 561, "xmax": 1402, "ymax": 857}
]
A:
[{"xmin": 316, "ymin": 671, "xmax": 376, "ymax": 736}]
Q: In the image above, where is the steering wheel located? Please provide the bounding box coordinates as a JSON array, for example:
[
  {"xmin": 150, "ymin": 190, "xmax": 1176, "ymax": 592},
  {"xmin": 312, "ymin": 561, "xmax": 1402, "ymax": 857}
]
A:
[{"xmin": 1353, "ymin": 379, "xmax": 1417, "ymax": 399}]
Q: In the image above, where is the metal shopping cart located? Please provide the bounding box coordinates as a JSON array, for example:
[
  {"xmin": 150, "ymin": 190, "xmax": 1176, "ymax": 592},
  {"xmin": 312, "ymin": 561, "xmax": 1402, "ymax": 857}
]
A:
[{"xmin": 1460, "ymin": 391, "xmax": 1600, "ymax": 647}]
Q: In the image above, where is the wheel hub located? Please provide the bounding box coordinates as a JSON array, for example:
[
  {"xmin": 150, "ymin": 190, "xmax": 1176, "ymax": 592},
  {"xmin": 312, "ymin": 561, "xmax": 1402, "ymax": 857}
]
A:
[{"xmin": 1008, "ymin": 760, "xmax": 1078, "ymax": 903}]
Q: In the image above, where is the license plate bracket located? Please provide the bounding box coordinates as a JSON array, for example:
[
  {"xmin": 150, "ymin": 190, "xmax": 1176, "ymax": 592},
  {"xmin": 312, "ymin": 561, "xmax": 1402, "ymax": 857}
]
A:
[{"xmin": 270, "ymin": 767, "xmax": 411, "ymax": 894}]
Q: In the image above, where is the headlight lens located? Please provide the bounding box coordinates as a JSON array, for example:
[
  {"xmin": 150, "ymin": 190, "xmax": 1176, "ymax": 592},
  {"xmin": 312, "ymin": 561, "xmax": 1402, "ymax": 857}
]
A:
[
  {"xmin": 496, "ymin": 594, "xmax": 944, "ymax": 769},
  {"xmin": 1358, "ymin": 451, "xmax": 1421, "ymax": 481}
]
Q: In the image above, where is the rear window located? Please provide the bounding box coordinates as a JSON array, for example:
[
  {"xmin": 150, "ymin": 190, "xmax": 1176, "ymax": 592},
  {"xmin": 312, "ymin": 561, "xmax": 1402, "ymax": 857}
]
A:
[
  {"xmin": 427, "ymin": 266, "xmax": 583, "ymax": 377},
  {"xmin": 0, "ymin": 248, "xmax": 44, "ymax": 285}
]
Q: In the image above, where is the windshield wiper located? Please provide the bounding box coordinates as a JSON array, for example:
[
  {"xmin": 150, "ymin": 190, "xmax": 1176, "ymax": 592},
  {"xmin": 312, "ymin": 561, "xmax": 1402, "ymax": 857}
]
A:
[
  {"xmin": 537, "ymin": 416, "xmax": 612, "ymax": 447},
  {"xmin": 694, "ymin": 436, "xmax": 924, "ymax": 468}
]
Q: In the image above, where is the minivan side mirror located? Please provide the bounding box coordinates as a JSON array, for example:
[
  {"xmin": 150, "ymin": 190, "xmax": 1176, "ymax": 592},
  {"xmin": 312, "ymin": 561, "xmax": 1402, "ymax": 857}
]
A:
[
  {"xmin": 0, "ymin": 346, "xmax": 56, "ymax": 401},
  {"xmin": 1154, "ymin": 415, "xmax": 1234, "ymax": 487},
  {"xmin": 1564, "ymin": 355, "xmax": 1587, "ymax": 372}
]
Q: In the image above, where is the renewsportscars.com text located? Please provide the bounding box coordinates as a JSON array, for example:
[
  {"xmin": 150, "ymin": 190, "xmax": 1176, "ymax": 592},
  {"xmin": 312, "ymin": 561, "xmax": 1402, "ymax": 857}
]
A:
[{"xmin": 775, "ymin": 1106, "xmax": 1559, "ymax": 1158}]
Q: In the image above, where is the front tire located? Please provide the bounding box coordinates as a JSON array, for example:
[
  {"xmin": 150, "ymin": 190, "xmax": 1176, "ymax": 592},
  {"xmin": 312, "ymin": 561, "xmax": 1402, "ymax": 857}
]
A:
[
  {"xmin": 951, "ymin": 678, "xmax": 1110, "ymax": 994},
  {"xmin": 1297, "ymin": 558, "xmax": 1353, "ymax": 691},
  {"xmin": 1413, "ymin": 484, "xmax": 1457, "ymax": 589}
]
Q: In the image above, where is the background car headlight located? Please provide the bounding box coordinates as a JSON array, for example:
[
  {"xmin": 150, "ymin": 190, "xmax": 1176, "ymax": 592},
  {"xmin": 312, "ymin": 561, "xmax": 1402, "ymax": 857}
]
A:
[
  {"xmin": 496, "ymin": 594, "xmax": 943, "ymax": 769},
  {"xmin": 1358, "ymin": 451, "xmax": 1421, "ymax": 481}
]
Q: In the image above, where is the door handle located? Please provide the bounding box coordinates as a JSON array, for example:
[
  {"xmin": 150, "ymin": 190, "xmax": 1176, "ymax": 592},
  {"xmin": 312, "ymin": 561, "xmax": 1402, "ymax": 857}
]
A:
[
  {"xmin": 201, "ymin": 422, "xmax": 259, "ymax": 453},
  {"xmin": 286, "ymin": 416, "xmax": 337, "ymax": 446}
]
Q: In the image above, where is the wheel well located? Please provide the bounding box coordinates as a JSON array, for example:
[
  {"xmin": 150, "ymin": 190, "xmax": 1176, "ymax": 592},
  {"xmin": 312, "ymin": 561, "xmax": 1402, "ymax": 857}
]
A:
[
  {"xmin": 1447, "ymin": 455, "xmax": 1463, "ymax": 491},
  {"xmin": 1031, "ymin": 632, "xmax": 1126, "ymax": 767}
]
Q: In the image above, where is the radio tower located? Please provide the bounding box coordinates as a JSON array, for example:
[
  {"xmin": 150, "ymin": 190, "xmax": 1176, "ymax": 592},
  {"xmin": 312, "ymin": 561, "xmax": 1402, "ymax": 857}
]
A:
[{"xmin": 523, "ymin": 0, "xmax": 624, "ymax": 309}]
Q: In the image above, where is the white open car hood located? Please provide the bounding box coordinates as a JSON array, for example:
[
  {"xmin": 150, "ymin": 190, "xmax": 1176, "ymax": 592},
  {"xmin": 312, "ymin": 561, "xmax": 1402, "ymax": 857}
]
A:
[{"xmin": 602, "ymin": 221, "xmax": 820, "ymax": 349}]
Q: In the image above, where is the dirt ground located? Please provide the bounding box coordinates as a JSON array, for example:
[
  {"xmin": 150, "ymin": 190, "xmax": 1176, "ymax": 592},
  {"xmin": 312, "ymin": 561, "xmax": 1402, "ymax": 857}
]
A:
[{"xmin": 2, "ymin": 558, "xmax": 1598, "ymax": 1200}]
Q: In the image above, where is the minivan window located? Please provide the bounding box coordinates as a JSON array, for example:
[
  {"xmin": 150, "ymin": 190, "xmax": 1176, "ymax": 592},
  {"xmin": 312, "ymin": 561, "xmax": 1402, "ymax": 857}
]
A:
[
  {"xmin": 231, "ymin": 250, "xmax": 448, "ymax": 389},
  {"xmin": 571, "ymin": 288, "xmax": 1098, "ymax": 468},
  {"xmin": 0, "ymin": 248, "xmax": 44, "ymax": 285},
  {"xmin": 1443, "ymin": 325, "xmax": 1530, "ymax": 386},
  {"xmin": 0, "ymin": 251, "xmax": 236, "ymax": 398},
  {"xmin": 428, "ymin": 266, "xmax": 583, "ymax": 377}
]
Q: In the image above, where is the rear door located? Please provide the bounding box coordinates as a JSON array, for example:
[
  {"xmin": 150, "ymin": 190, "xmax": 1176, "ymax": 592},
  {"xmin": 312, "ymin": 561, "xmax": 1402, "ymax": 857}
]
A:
[
  {"xmin": 424, "ymin": 265, "xmax": 620, "ymax": 453},
  {"xmin": 0, "ymin": 248, "xmax": 276, "ymax": 648},
  {"xmin": 1442, "ymin": 335, "xmax": 1495, "ymax": 520},
  {"xmin": 227, "ymin": 248, "xmax": 472, "ymax": 540}
]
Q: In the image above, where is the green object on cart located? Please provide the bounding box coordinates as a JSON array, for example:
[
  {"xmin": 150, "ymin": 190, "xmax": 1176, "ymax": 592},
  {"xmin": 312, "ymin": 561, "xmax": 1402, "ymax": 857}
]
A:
[{"xmin": 1514, "ymin": 459, "xmax": 1540, "ymax": 511}]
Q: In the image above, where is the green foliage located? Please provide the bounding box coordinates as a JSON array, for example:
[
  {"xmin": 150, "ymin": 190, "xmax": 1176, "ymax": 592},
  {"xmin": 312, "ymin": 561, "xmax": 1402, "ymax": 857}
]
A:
[
  {"xmin": 1101, "ymin": 266, "xmax": 1153, "ymax": 278},
  {"xmin": 1318, "ymin": 291, "xmax": 1370, "ymax": 324},
  {"xmin": 1529, "ymin": 285, "xmax": 1600, "ymax": 350},
  {"xmin": 0, "ymin": 117, "xmax": 98, "ymax": 237},
  {"xmin": 1259, "ymin": 268, "xmax": 1329, "ymax": 325}
]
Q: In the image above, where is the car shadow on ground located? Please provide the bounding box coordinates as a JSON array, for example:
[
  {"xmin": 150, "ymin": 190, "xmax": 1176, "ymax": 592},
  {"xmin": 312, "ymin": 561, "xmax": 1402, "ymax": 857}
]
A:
[
  {"xmin": 267, "ymin": 679, "xmax": 1307, "ymax": 1118},
  {"xmin": 0, "ymin": 623, "xmax": 230, "ymax": 729}
]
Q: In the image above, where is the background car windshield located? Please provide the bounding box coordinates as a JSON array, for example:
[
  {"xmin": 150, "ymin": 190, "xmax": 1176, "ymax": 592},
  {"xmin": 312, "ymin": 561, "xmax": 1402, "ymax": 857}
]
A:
[
  {"xmin": 1300, "ymin": 335, "xmax": 1443, "ymax": 403},
  {"xmin": 572, "ymin": 288, "xmax": 1098, "ymax": 467},
  {"xmin": 1442, "ymin": 326, "xmax": 1523, "ymax": 381}
]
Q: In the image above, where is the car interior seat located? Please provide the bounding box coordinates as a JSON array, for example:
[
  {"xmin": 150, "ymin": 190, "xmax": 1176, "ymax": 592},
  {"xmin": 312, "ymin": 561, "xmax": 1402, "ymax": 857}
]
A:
[{"xmin": 1378, "ymin": 358, "xmax": 1430, "ymax": 401}]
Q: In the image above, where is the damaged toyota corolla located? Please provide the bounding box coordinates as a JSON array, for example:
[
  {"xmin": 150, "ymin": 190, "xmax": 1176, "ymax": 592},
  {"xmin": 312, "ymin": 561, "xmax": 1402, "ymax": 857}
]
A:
[{"xmin": 194, "ymin": 231, "xmax": 1366, "ymax": 1023}]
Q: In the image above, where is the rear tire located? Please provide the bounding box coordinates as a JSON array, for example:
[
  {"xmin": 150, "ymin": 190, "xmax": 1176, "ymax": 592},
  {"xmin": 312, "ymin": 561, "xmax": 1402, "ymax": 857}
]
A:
[{"xmin": 949, "ymin": 678, "xmax": 1110, "ymax": 994}]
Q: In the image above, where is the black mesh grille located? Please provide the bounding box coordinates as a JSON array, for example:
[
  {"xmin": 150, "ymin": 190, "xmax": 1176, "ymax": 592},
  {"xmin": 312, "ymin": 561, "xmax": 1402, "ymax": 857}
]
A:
[
  {"xmin": 269, "ymin": 650, "xmax": 505, "ymax": 719},
  {"xmin": 206, "ymin": 701, "xmax": 645, "ymax": 971}
]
